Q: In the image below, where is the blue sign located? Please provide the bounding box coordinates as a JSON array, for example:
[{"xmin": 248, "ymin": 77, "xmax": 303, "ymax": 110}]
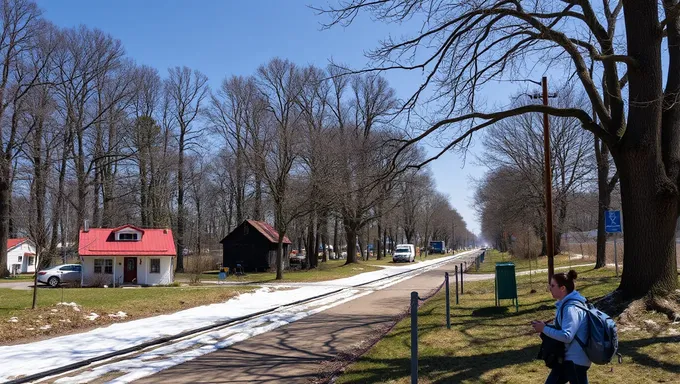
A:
[{"xmin": 605, "ymin": 210, "xmax": 622, "ymax": 233}]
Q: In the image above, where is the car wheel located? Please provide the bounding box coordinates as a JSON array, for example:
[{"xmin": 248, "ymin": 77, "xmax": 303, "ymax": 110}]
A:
[{"xmin": 48, "ymin": 276, "xmax": 60, "ymax": 287}]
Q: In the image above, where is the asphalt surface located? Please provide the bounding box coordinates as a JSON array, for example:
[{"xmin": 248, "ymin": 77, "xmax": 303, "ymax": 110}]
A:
[{"xmin": 134, "ymin": 252, "xmax": 482, "ymax": 384}]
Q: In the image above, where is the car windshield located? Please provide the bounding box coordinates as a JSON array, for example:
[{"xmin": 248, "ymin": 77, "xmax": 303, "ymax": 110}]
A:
[{"xmin": 395, "ymin": 247, "xmax": 410, "ymax": 253}]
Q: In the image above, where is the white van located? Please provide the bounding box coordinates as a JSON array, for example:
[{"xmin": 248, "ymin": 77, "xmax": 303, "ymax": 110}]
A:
[{"xmin": 393, "ymin": 244, "xmax": 416, "ymax": 263}]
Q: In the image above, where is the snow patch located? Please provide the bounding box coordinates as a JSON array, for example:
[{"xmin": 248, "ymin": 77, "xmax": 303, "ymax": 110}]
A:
[
  {"xmin": 7, "ymin": 317, "xmax": 18, "ymax": 323},
  {"xmin": 0, "ymin": 250, "xmax": 475, "ymax": 382},
  {"xmin": 108, "ymin": 312, "xmax": 127, "ymax": 319},
  {"xmin": 39, "ymin": 325, "xmax": 52, "ymax": 330},
  {"xmin": 85, "ymin": 313, "xmax": 99, "ymax": 321}
]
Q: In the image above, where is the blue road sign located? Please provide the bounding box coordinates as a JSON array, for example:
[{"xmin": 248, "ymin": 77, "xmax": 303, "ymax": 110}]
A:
[{"xmin": 605, "ymin": 210, "xmax": 622, "ymax": 233}]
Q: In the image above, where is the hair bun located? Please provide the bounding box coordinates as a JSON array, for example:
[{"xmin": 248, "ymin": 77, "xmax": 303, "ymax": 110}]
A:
[{"xmin": 567, "ymin": 270, "xmax": 578, "ymax": 280}]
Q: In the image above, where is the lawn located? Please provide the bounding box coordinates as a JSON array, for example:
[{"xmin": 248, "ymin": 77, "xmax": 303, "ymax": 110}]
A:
[
  {"xmin": 0, "ymin": 274, "xmax": 37, "ymax": 283},
  {"xmin": 336, "ymin": 260, "xmax": 680, "ymax": 384},
  {"xmin": 177, "ymin": 259, "xmax": 383, "ymax": 284},
  {"xmin": 469, "ymin": 249, "xmax": 596, "ymax": 274},
  {"xmin": 0, "ymin": 285, "xmax": 256, "ymax": 345}
]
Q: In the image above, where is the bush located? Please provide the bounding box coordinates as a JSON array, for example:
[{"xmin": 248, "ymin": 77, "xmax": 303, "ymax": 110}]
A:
[
  {"xmin": 184, "ymin": 254, "xmax": 216, "ymax": 284},
  {"xmin": 86, "ymin": 273, "xmax": 113, "ymax": 288}
]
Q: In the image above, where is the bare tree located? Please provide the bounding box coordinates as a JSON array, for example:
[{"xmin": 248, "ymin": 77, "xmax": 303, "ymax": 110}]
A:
[
  {"xmin": 0, "ymin": 0, "xmax": 53, "ymax": 277},
  {"xmin": 164, "ymin": 66, "xmax": 208, "ymax": 272},
  {"xmin": 319, "ymin": 0, "xmax": 680, "ymax": 298}
]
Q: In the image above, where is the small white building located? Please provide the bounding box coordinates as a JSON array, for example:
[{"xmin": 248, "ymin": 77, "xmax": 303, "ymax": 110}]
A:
[
  {"xmin": 6, "ymin": 238, "xmax": 37, "ymax": 274},
  {"xmin": 79, "ymin": 225, "xmax": 176, "ymax": 287}
]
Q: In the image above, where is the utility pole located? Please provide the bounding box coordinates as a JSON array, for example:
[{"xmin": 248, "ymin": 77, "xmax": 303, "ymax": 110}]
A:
[
  {"xmin": 530, "ymin": 76, "xmax": 557, "ymax": 283},
  {"xmin": 542, "ymin": 77, "xmax": 555, "ymax": 284}
]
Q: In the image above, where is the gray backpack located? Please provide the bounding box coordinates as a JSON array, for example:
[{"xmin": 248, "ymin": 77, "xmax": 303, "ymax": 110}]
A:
[{"xmin": 560, "ymin": 299, "xmax": 620, "ymax": 365}]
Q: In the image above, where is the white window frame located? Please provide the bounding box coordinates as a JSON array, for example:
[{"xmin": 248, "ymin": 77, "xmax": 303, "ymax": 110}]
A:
[
  {"xmin": 94, "ymin": 259, "xmax": 113, "ymax": 274},
  {"xmin": 28, "ymin": 256, "xmax": 34, "ymax": 266},
  {"xmin": 150, "ymin": 258, "xmax": 161, "ymax": 274}
]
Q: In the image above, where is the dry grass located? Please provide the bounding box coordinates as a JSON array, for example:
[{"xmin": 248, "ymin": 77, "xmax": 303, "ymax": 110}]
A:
[
  {"xmin": 335, "ymin": 260, "xmax": 680, "ymax": 384},
  {"xmin": 177, "ymin": 259, "xmax": 383, "ymax": 284},
  {"xmin": 562, "ymin": 239, "xmax": 680, "ymax": 268},
  {"xmin": 0, "ymin": 285, "xmax": 255, "ymax": 345}
]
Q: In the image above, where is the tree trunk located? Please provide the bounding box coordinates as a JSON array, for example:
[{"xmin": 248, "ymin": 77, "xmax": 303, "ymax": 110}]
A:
[
  {"xmin": 376, "ymin": 221, "xmax": 382, "ymax": 260},
  {"xmin": 253, "ymin": 175, "xmax": 262, "ymax": 221},
  {"xmin": 344, "ymin": 219, "xmax": 359, "ymax": 264},
  {"xmin": 333, "ymin": 215, "xmax": 339, "ymax": 260},
  {"xmin": 0, "ymin": 166, "xmax": 9, "ymax": 277},
  {"xmin": 383, "ymin": 227, "xmax": 388, "ymax": 259},
  {"xmin": 176, "ymin": 131, "xmax": 185, "ymax": 273},
  {"xmin": 616, "ymin": 156, "xmax": 679, "ymax": 297},
  {"xmin": 595, "ymin": 137, "xmax": 614, "ymax": 269}
]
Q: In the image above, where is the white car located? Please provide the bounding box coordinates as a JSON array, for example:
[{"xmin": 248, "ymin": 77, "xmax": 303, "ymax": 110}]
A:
[{"xmin": 392, "ymin": 244, "xmax": 416, "ymax": 263}]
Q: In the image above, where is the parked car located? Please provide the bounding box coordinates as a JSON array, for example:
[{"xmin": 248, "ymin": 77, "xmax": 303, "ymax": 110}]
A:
[
  {"xmin": 392, "ymin": 244, "xmax": 416, "ymax": 263},
  {"xmin": 37, "ymin": 264, "xmax": 82, "ymax": 287}
]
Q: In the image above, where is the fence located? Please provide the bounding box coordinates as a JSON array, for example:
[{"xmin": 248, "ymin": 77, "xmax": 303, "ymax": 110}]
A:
[
  {"xmin": 315, "ymin": 251, "xmax": 484, "ymax": 384},
  {"xmin": 408, "ymin": 251, "xmax": 484, "ymax": 383}
]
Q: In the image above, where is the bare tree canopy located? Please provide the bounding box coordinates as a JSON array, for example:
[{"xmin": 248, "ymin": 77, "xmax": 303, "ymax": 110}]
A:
[{"xmin": 319, "ymin": 0, "xmax": 679, "ymax": 298}]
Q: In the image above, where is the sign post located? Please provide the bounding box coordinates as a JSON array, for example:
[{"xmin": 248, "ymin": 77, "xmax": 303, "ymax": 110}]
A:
[{"xmin": 605, "ymin": 210, "xmax": 623, "ymax": 276}]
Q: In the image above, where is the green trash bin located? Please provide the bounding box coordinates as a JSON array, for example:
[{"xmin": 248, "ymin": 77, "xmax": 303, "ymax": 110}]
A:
[{"xmin": 495, "ymin": 262, "xmax": 518, "ymax": 312}]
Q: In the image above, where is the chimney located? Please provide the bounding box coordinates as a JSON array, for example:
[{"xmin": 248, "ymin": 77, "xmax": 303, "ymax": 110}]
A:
[
  {"xmin": 84, "ymin": 220, "xmax": 90, "ymax": 233},
  {"xmin": 163, "ymin": 229, "xmax": 168, "ymax": 234}
]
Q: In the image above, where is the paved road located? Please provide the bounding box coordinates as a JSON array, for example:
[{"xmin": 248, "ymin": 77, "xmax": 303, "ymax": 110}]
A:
[
  {"xmin": 135, "ymin": 252, "xmax": 481, "ymax": 384},
  {"xmin": 0, "ymin": 280, "xmax": 37, "ymax": 290}
]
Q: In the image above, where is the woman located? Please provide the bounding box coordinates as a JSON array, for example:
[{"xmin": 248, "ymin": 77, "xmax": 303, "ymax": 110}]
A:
[{"xmin": 532, "ymin": 270, "xmax": 590, "ymax": 384}]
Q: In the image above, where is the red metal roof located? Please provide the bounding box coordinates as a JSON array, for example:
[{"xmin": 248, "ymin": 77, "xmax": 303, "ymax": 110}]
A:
[
  {"xmin": 247, "ymin": 220, "xmax": 292, "ymax": 244},
  {"xmin": 7, "ymin": 238, "xmax": 27, "ymax": 250},
  {"xmin": 79, "ymin": 226, "xmax": 176, "ymax": 256}
]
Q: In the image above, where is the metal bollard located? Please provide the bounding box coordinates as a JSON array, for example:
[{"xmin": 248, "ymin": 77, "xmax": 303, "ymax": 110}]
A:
[
  {"xmin": 460, "ymin": 263, "xmax": 464, "ymax": 294},
  {"xmin": 455, "ymin": 265, "xmax": 459, "ymax": 304},
  {"xmin": 411, "ymin": 291, "xmax": 418, "ymax": 384},
  {"xmin": 445, "ymin": 272, "xmax": 450, "ymax": 329}
]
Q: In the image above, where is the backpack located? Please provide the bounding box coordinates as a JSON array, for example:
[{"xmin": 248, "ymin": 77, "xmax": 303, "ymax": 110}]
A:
[{"xmin": 560, "ymin": 298, "xmax": 620, "ymax": 365}]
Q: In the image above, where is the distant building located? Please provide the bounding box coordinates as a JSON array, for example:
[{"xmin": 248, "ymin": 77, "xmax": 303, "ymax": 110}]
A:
[
  {"xmin": 6, "ymin": 238, "xmax": 37, "ymax": 274},
  {"xmin": 78, "ymin": 224, "xmax": 176, "ymax": 286},
  {"xmin": 221, "ymin": 220, "xmax": 292, "ymax": 272}
]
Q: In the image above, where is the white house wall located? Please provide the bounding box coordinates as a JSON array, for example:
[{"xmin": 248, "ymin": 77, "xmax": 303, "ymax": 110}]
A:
[
  {"xmin": 6, "ymin": 243, "xmax": 36, "ymax": 274},
  {"xmin": 82, "ymin": 256, "xmax": 173, "ymax": 286}
]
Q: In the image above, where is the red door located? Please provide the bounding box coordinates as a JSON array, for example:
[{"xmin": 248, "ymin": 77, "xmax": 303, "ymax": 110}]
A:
[{"xmin": 124, "ymin": 257, "xmax": 137, "ymax": 283}]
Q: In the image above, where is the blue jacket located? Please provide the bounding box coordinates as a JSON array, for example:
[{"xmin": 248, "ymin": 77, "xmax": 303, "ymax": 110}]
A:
[{"xmin": 542, "ymin": 290, "xmax": 591, "ymax": 367}]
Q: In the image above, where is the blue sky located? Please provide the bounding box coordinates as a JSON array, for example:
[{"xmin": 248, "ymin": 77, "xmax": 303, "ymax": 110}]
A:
[{"xmin": 36, "ymin": 0, "xmax": 526, "ymax": 235}]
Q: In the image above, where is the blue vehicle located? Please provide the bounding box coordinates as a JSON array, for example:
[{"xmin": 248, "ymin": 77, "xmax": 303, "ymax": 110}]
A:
[{"xmin": 429, "ymin": 241, "xmax": 446, "ymax": 254}]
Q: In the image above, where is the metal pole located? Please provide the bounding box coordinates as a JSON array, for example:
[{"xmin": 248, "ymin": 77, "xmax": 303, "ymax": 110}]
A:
[
  {"xmin": 460, "ymin": 263, "xmax": 464, "ymax": 294},
  {"xmin": 445, "ymin": 272, "xmax": 450, "ymax": 329},
  {"xmin": 411, "ymin": 291, "xmax": 418, "ymax": 384},
  {"xmin": 614, "ymin": 236, "xmax": 619, "ymax": 277},
  {"xmin": 455, "ymin": 265, "xmax": 459, "ymax": 304},
  {"xmin": 543, "ymin": 76, "xmax": 555, "ymax": 285}
]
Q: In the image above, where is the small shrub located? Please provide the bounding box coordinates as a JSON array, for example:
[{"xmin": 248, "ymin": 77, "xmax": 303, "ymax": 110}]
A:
[
  {"xmin": 86, "ymin": 273, "xmax": 113, "ymax": 288},
  {"xmin": 185, "ymin": 254, "xmax": 215, "ymax": 283}
]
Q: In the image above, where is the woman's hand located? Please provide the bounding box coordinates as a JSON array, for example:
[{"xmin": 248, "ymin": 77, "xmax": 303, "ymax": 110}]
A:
[{"xmin": 531, "ymin": 320, "xmax": 545, "ymax": 333}]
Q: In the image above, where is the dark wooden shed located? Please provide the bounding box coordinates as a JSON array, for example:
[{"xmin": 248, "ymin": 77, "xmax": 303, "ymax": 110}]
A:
[{"xmin": 220, "ymin": 220, "xmax": 292, "ymax": 272}]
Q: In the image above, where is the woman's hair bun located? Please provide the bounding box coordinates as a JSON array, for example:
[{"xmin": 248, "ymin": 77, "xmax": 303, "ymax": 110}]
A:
[{"xmin": 567, "ymin": 270, "xmax": 578, "ymax": 281}]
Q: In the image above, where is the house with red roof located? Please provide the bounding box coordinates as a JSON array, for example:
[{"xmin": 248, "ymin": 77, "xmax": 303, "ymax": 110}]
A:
[
  {"xmin": 6, "ymin": 238, "xmax": 36, "ymax": 274},
  {"xmin": 78, "ymin": 224, "xmax": 176, "ymax": 286},
  {"xmin": 220, "ymin": 220, "xmax": 292, "ymax": 272}
]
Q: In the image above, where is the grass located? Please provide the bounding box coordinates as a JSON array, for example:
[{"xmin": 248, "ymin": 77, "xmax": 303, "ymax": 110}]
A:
[
  {"xmin": 469, "ymin": 249, "xmax": 595, "ymax": 274},
  {"xmin": 0, "ymin": 285, "xmax": 256, "ymax": 344},
  {"xmin": 176, "ymin": 259, "xmax": 383, "ymax": 284},
  {"xmin": 336, "ymin": 255, "xmax": 680, "ymax": 384},
  {"xmin": 0, "ymin": 274, "xmax": 37, "ymax": 283}
]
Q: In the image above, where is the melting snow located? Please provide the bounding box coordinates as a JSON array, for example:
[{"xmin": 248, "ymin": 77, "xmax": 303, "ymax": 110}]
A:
[{"xmin": 0, "ymin": 251, "xmax": 475, "ymax": 382}]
